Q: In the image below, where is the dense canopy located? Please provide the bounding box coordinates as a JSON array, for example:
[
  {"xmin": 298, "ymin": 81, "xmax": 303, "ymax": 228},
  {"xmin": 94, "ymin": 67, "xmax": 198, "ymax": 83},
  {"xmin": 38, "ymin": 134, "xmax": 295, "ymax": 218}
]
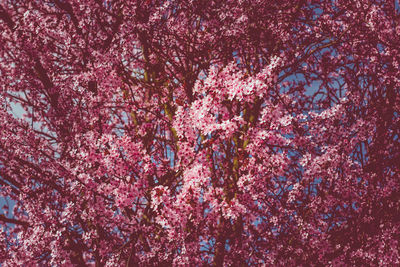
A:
[{"xmin": 0, "ymin": 0, "xmax": 399, "ymax": 265}]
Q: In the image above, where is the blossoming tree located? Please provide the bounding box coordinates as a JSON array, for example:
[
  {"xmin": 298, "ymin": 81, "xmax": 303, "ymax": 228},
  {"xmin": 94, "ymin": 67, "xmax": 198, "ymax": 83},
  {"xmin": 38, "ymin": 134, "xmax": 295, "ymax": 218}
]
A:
[{"xmin": 0, "ymin": 0, "xmax": 399, "ymax": 265}]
